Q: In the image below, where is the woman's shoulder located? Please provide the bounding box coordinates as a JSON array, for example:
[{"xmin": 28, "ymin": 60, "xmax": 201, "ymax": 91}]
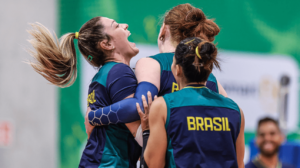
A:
[
  {"xmin": 201, "ymin": 88, "xmax": 240, "ymax": 112},
  {"xmin": 149, "ymin": 52, "xmax": 174, "ymax": 60},
  {"xmin": 109, "ymin": 62, "xmax": 132, "ymax": 71},
  {"xmin": 92, "ymin": 62, "xmax": 133, "ymax": 86},
  {"xmin": 149, "ymin": 52, "xmax": 174, "ymax": 72}
]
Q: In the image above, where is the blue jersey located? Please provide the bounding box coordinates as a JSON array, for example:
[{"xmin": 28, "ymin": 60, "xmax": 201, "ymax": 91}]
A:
[
  {"xmin": 149, "ymin": 53, "xmax": 219, "ymax": 96},
  {"xmin": 79, "ymin": 62, "xmax": 141, "ymax": 168},
  {"xmin": 245, "ymin": 158, "xmax": 295, "ymax": 168},
  {"xmin": 87, "ymin": 52, "xmax": 219, "ymax": 126},
  {"xmin": 163, "ymin": 84, "xmax": 241, "ymax": 168}
]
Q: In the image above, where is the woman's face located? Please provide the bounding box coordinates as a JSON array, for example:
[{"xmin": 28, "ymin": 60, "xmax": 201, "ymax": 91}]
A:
[{"xmin": 101, "ymin": 17, "xmax": 139, "ymax": 58}]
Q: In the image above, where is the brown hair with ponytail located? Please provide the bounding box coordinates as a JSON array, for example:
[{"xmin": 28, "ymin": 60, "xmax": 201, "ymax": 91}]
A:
[
  {"xmin": 174, "ymin": 37, "xmax": 219, "ymax": 83},
  {"xmin": 27, "ymin": 17, "xmax": 111, "ymax": 87},
  {"xmin": 164, "ymin": 3, "xmax": 220, "ymax": 43}
]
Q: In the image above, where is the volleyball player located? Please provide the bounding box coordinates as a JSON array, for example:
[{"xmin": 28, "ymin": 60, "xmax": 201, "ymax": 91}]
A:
[
  {"xmin": 27, "ymin": 17, "xmax": 142, "ymax": 167},
  {"xmin": 138, "ymin": 37, "xmax": 245, "ymax": 168},
  {"xmin": 86, "ymin": 3, "xmax": 226, "ymax": 135}
]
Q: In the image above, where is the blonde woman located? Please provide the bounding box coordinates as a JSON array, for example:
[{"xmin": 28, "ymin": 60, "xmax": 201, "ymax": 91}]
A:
[{"xmin": 28, "ymin": 17, "xmax": 142, "ymax": 167}]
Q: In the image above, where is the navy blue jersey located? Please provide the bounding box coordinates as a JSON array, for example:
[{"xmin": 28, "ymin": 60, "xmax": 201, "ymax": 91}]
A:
[
  {"xmin": 149, "ymin": 53, "xmax": 218, "ymax": 96},
  {"xmin": 245, "ymin": 158, "xmax": 295, "ymax": 168},
  {"xmin": 88, "ymin": 52, "xmax": 219, "ymax": 126},
  {"xmin": 163, "ymin": 84, "xmax": 241, "ymax": 168},
  {"xmin": 79, "ymin": 62, "xmax": 141, "ymax": 168}
]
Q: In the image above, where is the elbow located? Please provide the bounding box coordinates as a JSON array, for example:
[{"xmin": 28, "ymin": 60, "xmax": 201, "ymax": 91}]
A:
[
  {"xmin": 145, "ymin": 157, "xmax": 165, "ymax": 168},
  {"xmin": 239, "ymin": 162, "xmax": 245, "ymax": 168},
  {"xmin": 147, "ymin": 162, "xmax": 165, "ymax": 168}
]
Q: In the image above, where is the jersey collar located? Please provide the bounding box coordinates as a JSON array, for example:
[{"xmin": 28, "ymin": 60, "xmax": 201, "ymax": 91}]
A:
[{"xmin": 184, "ymin": 84, "xmax": 206, "ymax": 89}]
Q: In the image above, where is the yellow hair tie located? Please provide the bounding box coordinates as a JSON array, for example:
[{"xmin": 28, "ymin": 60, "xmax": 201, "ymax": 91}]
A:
[
  {"xmin": 195, "ymin": 46, "xmax": 202, "ymax": 59},
  {"xmin": 75, "ymin": 32, "xmax": 79, "ymax": 39},
  {"xmin": 184, "ymin": 39, "xmax": 195, "ymax": 45}
]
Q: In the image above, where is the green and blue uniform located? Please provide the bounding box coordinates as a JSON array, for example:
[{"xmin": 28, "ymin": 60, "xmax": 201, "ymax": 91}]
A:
[
  {"xmin": 84, "ymin": 53, "xmax": 222, "ymax": 167},
  {"xmin": 163, "ymin": 84, "xmax": 241, "ymax": 168},
  {"xmin": 79, "ymin": 62, "xmax": 141, "ymax": 168},
  {"xmin": 88, "ymin": 52, "xmax": 219, "ymax": 126},
  {"xmin": 149, "ymin": 52, "xmax": 219, "ymax": 95}
]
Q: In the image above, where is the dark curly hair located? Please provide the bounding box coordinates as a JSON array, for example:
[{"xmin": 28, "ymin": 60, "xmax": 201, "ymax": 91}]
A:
[{"xmin": 175, "ymin": 37, "xmax": 220, "ymax": 83}]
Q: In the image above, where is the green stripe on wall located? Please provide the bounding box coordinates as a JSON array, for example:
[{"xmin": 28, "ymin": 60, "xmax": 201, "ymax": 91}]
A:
[{"xmin": 59, "ymin": 0, "xmax": 86, "ymax": 167}]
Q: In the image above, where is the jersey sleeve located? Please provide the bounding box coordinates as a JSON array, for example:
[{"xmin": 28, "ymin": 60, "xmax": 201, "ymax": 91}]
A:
[
  {"xmin": 206, "ymin": 73, "xmax": 219, "ymax": 93},
  {"xmin": 88, "ymin": 82, "xmax": 158, "ymax": 126},
  {"xmin": 106, "ymin": 63, "xmax": 137, "ymax": 103},
  {"xmin": 87, "ymin": 82, "xmax": 111, "ymax": 111}
]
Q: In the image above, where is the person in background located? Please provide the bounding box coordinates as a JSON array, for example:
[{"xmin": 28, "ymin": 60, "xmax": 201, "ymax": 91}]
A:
[{"xmin": 245, "ymin": 117, "xmax": 295, "ymax": 168}]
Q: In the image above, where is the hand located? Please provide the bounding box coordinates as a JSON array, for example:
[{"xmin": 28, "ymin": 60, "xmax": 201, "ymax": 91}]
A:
[
  {"xmin": 85, "ymin": 107, "xmax": 95, "ymax": 139},
  {"xmin": 136, "ymin": 91, "xmax": 157, "ymax": 132}
]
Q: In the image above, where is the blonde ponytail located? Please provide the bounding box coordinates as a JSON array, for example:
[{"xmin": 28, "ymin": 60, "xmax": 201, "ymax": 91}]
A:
[{"xmin": 27, "ymin": 23, "xmax": 77, "ymax": 88}]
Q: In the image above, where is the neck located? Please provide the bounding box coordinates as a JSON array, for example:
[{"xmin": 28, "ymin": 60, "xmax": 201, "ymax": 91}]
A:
[
  {"xmin": 259, "ymin": 153, "xmax": 279, "ymax": 168},
  {"xmin": 111, "ymin": 52, "xmax": 131, "ymax": 66},
  {"xmin": 160, "ymin": 39, "xmax": 177, "ymax": 53}
]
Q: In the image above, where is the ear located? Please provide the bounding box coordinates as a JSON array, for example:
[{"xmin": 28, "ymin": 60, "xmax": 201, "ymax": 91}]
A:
[
  {"xmin": 176, "ymin": 64, "xmax": 183, "ymax": 77},
  {"xmin": 163, "ymin": 24, "xmax": 172, "ymax": 39},
  {"xmin": 99, "ymin": 39, "xmax": 114, "ymax": 51},
  {"xmin": 158, "ymin": 23, "xmax": 167, "ymax": 40}
]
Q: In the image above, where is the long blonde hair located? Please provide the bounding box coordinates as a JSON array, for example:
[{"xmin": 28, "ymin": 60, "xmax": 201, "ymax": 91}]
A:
[{"xmin": 27, "ymin": 17, "xmax": 111, "ymax": 87}]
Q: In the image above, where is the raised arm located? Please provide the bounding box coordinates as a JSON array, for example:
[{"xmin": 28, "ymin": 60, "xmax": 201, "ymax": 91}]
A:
[
  {"xmin": 236, "ymin": 108, "xmax": 245, "ymax": 168},
  {"xmin": 138, "ymin": 97, "xmax": 168, "ymax": 168},
  {"xmin": 135, "ymin": 58, "xmax": 161, "ymax": 90},
  {"xmin": 88, "ymin": 58, "xmax": 161, "ymax": 126}
]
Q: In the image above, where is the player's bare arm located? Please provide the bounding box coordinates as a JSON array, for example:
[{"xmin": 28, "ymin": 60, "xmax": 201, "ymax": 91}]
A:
[
  {"xmin": 236, "ymin": 108, "xmax": 245, "ymax": 168},
  {"xmin": 138, "ymin": 96, "xmax": 167, "ymax": 168},
  {"xmin": 135, "ymin": 57, "xmax": 161, "ymax": 90},
  {"xmin": 217, "ymin": 80, "xmax": 228, "ymax": 97}
]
